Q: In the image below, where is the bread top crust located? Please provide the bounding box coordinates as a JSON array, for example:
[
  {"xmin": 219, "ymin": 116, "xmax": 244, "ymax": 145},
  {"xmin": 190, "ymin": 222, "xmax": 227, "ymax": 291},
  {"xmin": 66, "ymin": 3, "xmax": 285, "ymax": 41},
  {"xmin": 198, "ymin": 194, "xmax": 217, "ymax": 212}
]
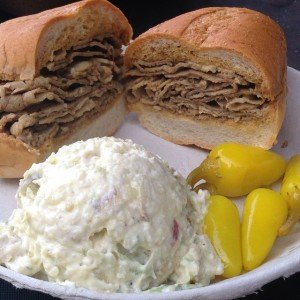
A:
[
  {"xmin": 124, "ymin": 7, "xmax": 286, "ymax": 100},
  {"xmin": 0, "ymin": 0, "xmax": 133, "ymax": 81}
]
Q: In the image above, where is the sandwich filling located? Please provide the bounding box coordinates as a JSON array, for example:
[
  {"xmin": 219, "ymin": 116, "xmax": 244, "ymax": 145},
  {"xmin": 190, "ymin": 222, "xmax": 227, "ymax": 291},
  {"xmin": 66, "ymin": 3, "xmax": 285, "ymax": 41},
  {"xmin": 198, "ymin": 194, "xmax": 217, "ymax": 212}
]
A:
[
  {"xmin": 0, "ymin": 37, "xmax": 122, "ymax": 148},
  {"xmin": 125, "ymin": 60, "xmax": 267, "ymax": 120}
]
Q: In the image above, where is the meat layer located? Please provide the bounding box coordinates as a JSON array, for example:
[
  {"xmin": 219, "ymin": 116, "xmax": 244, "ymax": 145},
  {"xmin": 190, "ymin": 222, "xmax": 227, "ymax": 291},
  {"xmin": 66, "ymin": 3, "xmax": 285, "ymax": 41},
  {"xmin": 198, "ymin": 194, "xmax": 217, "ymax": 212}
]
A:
[
  {"xmin": 125, "ymin": 60, "xmax": 268, "ymax": 120},
  {"xmin": 0, "ymin": 37, "xmax": 123, "ymax": 148}
]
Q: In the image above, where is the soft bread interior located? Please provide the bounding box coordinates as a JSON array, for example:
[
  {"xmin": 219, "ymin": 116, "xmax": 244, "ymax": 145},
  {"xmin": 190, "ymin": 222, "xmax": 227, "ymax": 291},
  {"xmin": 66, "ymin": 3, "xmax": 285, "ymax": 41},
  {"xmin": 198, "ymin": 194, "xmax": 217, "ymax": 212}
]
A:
[{"xmin": 129, "ymin": 89, "xmax": 286, "ymax": 150}]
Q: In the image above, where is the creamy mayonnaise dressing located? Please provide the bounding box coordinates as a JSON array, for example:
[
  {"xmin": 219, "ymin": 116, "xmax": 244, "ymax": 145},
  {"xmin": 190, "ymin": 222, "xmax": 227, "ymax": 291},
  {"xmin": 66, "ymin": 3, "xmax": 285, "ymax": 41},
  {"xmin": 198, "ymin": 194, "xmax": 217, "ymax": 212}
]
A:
[{"xmin": 0, "ymin": 137, "xmax": 222, "ymax": 292}]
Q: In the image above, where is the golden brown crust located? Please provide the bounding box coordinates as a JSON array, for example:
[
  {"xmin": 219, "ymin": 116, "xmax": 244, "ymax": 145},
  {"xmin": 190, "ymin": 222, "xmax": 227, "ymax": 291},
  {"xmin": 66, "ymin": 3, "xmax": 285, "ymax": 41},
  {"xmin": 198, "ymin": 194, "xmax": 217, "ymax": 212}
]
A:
[
  {"xmin": 128, "ymin": 87, "xmax": 287, "ymax": 150},
  {"xmin": 124, "ymin": 7, "xmax": 286, "ymax": 100},
  {"xmin": 0, "ymin": 0, "xmax": 133, "ymax": 80}
]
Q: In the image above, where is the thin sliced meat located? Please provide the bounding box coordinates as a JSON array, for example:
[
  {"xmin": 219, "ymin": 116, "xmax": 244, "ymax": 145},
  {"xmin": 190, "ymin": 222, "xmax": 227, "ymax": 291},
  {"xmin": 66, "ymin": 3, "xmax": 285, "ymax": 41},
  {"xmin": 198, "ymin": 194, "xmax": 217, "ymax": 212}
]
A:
[
  {"xmin": 125, "ymin": 60, "xmax": 267, "ymax": 120},
  {"xmin": 0, "ymin": 57, "xmax": 120, "ymax": 113},
  {"xmin": 10, "ymin": 114, "xmax": 36, "ymax": 136},
  {"xmin": 0, "ymin": 36, "xmax": 123, "ymax": 148},
  {"xmin": 46, "ymin": 38, "xmax": 120, "ymax": 71},
  {"xmin": 18, "ymin": 124, "xmax": 60, "ymax": 148},
  {"xmin": 6, "ymin": 82, "xmax": 121, "ymax": 145},
  {"xmin": 225, "ymin": 97, "xmax": 265, "ymax": 111},
  {"xmin": 0, "ymin": 113, "xmax": 17, "ymax": 131}
]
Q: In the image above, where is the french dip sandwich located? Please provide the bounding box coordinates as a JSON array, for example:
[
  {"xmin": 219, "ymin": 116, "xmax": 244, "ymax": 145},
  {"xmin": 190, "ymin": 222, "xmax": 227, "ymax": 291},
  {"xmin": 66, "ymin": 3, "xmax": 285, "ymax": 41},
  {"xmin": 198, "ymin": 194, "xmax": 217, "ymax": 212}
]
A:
[
  {"xmin": 124, "ymin": 7, "xmax": 287, "ymax": 150},
  {"xmin": 0, "ymin": 0, "xmax": 132, "ymax": 178}
]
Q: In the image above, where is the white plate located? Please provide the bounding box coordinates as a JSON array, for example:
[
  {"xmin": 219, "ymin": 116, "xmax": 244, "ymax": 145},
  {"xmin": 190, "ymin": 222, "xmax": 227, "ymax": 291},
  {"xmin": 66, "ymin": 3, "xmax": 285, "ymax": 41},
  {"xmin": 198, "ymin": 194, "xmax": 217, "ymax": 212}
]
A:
[{"xmin": 0, "ymin": 67, "xmax": 300, "ymax": 300}]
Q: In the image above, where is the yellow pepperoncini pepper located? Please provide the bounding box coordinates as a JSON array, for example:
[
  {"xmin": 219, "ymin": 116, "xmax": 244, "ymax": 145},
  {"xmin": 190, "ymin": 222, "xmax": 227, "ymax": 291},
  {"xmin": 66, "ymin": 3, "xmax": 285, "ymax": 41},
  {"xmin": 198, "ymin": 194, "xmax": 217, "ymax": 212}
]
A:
[
  {"xmin": 279, "ymin": 155, "xmax": 300, "ymax": 236},
  {"xmin": 242, "ymin": 188, "xmax": 288, "ymax": 271},
  {"xmin": 204, "ymin": 195, "xmax": 242, "ymax": 278},
  {"xmin": 187, "ymin": 142, "xmax": 286, "ymax": 197}
]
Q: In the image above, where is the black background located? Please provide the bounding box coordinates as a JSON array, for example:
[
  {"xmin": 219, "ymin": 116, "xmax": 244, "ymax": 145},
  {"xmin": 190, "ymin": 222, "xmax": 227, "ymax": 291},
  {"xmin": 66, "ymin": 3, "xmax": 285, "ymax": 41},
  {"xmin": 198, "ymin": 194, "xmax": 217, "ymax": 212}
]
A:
[{"xmin": 0, "ymin": 0, "xmax": 300, "ymax": 299}]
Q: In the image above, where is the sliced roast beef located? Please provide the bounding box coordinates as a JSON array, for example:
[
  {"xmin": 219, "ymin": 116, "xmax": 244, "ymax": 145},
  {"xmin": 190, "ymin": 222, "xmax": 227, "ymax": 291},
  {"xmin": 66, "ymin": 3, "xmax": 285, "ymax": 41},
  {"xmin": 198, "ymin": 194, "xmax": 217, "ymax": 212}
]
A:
[
  {"xmin": 125, "ymin": 60, "xmax": 267, "ymax": 120},
  {"xmin": 0, "ymin": 37, "xmax": 123, "ymax": 147}
]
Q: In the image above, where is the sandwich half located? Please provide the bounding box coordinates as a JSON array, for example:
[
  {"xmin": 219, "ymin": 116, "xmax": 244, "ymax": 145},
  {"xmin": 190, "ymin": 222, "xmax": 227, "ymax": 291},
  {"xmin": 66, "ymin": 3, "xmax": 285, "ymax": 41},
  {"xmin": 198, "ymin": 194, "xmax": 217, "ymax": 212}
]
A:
[
  {"xmin": 124, "ymin": 7, "xmax": 287, "ymax": 150},
  {"xmin": 0, "ymin": 0, "xmax": 132, "ymax": 178}
]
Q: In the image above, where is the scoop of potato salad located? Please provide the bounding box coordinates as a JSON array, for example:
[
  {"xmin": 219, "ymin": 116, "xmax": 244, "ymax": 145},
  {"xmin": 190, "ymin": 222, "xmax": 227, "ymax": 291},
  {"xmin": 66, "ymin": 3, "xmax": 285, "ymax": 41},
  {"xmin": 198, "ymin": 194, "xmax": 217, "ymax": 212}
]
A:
[{"xmin": 0, "ymin": 137, "xmax": 222, "ymax": 292}]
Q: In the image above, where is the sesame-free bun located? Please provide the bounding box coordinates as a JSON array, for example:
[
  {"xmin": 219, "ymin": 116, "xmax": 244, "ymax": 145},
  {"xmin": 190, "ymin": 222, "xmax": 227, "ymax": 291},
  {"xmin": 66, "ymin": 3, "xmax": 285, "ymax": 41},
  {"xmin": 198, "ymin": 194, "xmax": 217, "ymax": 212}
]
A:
[
  {"xmin": 0, "ymin": 0, "xmax": 132, "ymax": 81},
  {"xmin": 124, "ymin": 7, "xmax": 287, "ymax": 150}
]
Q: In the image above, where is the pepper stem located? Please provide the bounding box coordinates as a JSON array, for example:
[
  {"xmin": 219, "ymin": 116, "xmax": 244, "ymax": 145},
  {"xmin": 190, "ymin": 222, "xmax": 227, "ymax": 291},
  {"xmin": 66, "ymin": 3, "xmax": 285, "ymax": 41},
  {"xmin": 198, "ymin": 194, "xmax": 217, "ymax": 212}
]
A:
[
  {"xmin": 186, "ymin": 166, "xmax": 204, "ymax": 188},
  {"xmin": 278, "ymin": 193, "xmax": 300, "ymax": 236},
  {"xmin": 194, "ymin": 182, "xmax": 217, "ymax": 195}
]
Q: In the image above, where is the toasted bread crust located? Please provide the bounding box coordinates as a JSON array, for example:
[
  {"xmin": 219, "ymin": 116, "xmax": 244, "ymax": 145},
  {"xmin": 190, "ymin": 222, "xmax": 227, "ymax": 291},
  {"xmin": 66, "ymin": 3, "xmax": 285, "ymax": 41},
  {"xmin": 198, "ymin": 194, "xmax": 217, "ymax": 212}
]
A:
[
  {"xmin": 0, "ymin": 0, "xmax": 132, "ymax": 80},
  {"xmin": 124, "ymin": 7, "xmax": 286, "ymax": 100}
]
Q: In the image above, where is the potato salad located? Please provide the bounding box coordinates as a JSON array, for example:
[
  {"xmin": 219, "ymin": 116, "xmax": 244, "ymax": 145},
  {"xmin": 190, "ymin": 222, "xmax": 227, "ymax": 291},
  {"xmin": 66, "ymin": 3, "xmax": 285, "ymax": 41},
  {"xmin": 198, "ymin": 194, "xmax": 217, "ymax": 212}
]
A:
[{"xmin": 0, "ymin": 137, "xmax": 222, "ymax": 292}]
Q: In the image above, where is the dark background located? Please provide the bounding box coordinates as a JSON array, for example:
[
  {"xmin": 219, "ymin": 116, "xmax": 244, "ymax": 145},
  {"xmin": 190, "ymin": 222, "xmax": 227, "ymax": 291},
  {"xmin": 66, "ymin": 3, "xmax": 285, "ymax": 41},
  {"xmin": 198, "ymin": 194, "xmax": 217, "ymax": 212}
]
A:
[{"xmin": 0, "ymin": 0, "xmax": 299, "ymax": 299}]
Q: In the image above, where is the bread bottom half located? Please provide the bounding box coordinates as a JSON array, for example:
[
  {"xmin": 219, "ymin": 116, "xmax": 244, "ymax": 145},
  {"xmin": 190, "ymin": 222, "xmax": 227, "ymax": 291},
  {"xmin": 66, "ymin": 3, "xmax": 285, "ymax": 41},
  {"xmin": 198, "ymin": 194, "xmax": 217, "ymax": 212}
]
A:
[
  {"xmin": 0, "ymin": 96, "xmax": 127, "ymax": 178},
  {"xmin": 128, "ymin": 90, "xmax": 287, "ymax": 151}
]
